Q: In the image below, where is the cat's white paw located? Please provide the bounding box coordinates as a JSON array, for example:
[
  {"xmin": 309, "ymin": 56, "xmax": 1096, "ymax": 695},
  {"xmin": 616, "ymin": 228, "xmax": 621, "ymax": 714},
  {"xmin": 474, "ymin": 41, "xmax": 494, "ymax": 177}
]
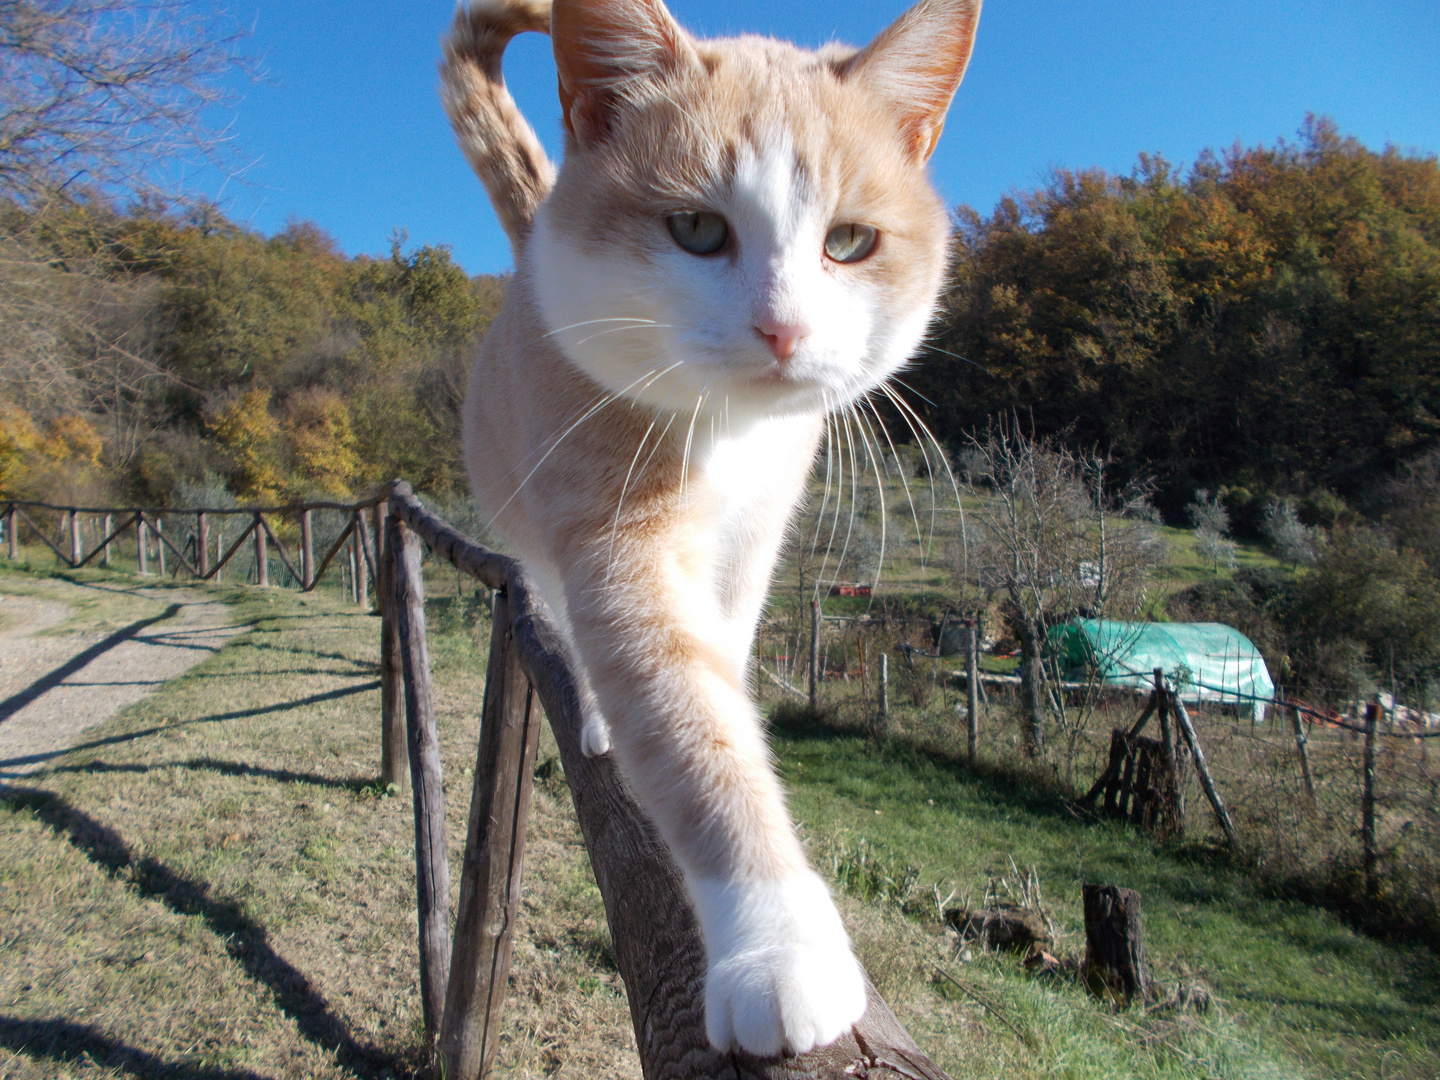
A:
[
  {"xmin": 692, "ymin": 874, "xmax": 867, "ymax": 1057},
  {"xmin": 580, "ymin": 712, "xmax": 612, "ymax": 757}
]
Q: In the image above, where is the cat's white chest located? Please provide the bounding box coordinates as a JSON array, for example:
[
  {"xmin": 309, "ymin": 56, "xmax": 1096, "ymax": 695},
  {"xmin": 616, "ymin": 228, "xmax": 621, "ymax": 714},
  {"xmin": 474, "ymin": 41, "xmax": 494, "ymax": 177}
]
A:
[{"xmin": 700, "ymin": 415, "xmax": 819, "ymax": 530}]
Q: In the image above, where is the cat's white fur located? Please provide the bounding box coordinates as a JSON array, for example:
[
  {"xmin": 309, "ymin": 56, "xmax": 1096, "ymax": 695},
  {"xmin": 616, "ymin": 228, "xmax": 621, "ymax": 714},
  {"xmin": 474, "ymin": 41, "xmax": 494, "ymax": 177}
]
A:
[{"xmin": 441, "ymin": 0, "xmax": 980, "ymax": 1056}]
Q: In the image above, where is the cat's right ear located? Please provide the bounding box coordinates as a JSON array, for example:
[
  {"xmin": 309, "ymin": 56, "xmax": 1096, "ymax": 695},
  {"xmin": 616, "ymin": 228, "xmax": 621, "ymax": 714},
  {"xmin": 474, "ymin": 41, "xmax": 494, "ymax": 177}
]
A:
[{"xmin": 551, "ymin": 0, "xmax": 697, "ymax": 145}]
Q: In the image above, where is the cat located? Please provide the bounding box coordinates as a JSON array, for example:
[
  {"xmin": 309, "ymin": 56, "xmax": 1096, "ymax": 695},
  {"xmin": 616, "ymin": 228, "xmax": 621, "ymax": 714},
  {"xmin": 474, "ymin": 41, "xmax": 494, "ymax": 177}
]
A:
[{"xmin": 440, "ymin": 0, "xmax": 980, "ymax": 1057}]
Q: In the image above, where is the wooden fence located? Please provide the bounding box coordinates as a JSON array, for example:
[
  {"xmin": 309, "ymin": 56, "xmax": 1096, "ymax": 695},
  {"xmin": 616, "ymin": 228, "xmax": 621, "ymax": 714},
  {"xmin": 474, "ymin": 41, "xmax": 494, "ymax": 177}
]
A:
[
  {"xmin": 3, "ymin": 481, "xmax": 955, "ymax": 1079},
  {"xmin": 1, "ymin": 494, "xmax": 381, "ymax": 599}
]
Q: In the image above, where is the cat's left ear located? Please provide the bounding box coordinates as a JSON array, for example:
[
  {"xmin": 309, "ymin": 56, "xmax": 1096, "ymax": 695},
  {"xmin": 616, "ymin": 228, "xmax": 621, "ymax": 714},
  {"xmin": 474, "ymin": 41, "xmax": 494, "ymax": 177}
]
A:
[{"xmin": 838, "ymin": 0, "xmax": 982, "ymax": 163}]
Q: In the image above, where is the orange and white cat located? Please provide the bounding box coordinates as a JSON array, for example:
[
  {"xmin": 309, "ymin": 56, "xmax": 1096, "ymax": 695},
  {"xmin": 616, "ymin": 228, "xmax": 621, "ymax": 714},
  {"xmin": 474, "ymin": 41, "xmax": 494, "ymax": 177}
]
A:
[{"xmin": 441, "ymin": 0, "xmax": 979, "ymax": 1056}]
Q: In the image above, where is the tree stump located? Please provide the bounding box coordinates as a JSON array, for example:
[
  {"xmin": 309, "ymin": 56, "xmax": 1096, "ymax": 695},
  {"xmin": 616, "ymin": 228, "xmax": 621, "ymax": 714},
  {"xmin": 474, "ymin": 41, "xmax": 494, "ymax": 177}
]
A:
[{"xmin": 1082, "ymin": 884, "xmax": 1150, "ymax": 1006}]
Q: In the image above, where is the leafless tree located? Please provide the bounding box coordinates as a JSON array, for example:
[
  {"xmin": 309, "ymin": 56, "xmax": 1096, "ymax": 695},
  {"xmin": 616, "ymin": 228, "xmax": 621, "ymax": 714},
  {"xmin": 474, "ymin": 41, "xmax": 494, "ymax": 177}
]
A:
[
  {"xmin": 960, "ymin": 415, "xmax": 1165, "ymax": 760},
  {"xmin": 1, "ymin": 0, "xmax": 248, "ymax": 206}
]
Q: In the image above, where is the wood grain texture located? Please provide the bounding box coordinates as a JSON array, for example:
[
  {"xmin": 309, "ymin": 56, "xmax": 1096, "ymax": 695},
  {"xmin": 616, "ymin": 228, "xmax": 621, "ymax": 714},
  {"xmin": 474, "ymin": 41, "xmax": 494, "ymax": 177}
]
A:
[
  {"xmin": 391, "ymin": 518, "xmax": 454, "ymax": 1044},
  {"xmin": 438, "ymin": 588, "xmax": 545, "ymax": 1079}
]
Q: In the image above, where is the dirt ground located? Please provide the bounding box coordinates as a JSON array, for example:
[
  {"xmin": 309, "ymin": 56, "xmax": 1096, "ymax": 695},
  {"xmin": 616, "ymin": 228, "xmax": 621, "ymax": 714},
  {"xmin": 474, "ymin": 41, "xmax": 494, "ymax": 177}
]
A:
[{"xmin": 0, "ymin": 579, "xmax": 243, "ymax": 779}]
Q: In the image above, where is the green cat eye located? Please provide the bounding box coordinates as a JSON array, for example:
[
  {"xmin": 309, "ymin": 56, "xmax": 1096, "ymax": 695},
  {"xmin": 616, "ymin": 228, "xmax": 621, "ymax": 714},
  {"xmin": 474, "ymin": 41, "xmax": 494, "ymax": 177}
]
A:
[
  {"xmin": 667, "ymin": 211, "xmax": 729, "ymax": 256},
  {"xmin": 824, "ymin": 223, "xmax": 878, "ymax": 264}
]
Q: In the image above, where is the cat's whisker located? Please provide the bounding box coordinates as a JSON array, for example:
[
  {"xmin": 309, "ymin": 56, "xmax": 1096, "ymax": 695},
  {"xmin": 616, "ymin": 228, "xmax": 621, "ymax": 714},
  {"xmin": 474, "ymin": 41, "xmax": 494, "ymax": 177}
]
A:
[
  {"xmin": 542, "ymin": 316, "xmax": 660, "ymax": 338},
  {"xmin": 576, "ymin": 323, "xmax": 678, "ymax": 346},
  {"xmin": 810, "ymin": 396, "xmax": 836, "ymax": 561},
  {"xmin": 485, "ymin": 359, "xmax": 679, "ymax": 530},
  {"xmin": 849, "ymin": 403, "xmax": 888, "ymax": 606},
  {"xmin": 880, "ymin": 383, "xmax": 967, "ymax": 566},
  {"xmin": 679, "ymin": 387, "xmax": 708, "ymax": 500},
  {"xmin": 858, "ymin": 396, "xmax": 926, "ymax": 580}
]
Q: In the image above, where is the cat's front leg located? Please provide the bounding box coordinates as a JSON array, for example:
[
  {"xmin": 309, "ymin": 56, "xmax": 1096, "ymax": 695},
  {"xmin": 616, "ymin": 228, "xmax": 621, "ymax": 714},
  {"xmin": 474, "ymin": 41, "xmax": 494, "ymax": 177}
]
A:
[{"xmin": 563, "ymin": 556, "xmax": 866, "ymax": 1056}]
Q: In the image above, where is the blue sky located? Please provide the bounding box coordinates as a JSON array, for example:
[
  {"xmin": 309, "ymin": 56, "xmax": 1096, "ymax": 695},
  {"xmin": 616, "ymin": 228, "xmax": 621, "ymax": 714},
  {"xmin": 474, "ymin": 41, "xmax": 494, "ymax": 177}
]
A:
[{"xmin": 202, "ymin": 0, "xmax": 1440, "ymax": 276}]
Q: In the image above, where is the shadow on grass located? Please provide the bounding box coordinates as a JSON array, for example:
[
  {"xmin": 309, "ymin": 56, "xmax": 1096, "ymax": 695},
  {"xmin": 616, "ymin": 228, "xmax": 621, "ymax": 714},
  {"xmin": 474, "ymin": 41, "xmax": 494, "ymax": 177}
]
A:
[
  {"xmin": 40, "ymin": 757, "xmax": 377, "ymax": 792},
  {"xmin": 0, "ymin": 680, "xmax": 381, "ymax": 774},
  {"xmin": 1, "ymin": 787, "xmax": 397, "ymax": 1079},
  {"xmin": 0, "ymin": 1014, "xmax": 267, "ymax": 1080}
]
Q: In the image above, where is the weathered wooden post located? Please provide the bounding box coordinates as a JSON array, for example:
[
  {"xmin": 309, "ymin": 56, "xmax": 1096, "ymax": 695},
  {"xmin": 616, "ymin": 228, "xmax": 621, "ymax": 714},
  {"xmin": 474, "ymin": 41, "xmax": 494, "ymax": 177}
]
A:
[
  {"xmin": 1169, "ymin": 691, "xmax": 1237, "ymax": 845},
  {"xmin": 69, "ymin": 509, "xmax": 82, "ymax": 566},
  {"xmin": 438, "ymin": 585, "xmax": 545, "ymax": 1079},
  {"xmin": 155, "ymin": 517, "xmax": 167, "ymax": 577},
  {"xmin": 102, "ymin": 513, "xmax": 113, "ymax": 567},
  {"xmin": 878, "ymin": 652, "xmax": 889, "ymax": 732},
  {"xmin": 6, "ymin": 503, "xmax": 15, "ymax": 559},
  {"xmin": 1154, "ymin": 668, "xmax": 1183, "ymax": 836},
  {"xmin": 388, "ymin": 516, "xmax": 452, "ymax": 1046},
  {"xmin": 354, "ymin": 519, "xmax": 369, "ymax": 605},
  {"xmin": 137, "ymin": 514, "xmax": 149, "ymax": 574},
  {"xmin": 809, "ymin": 598, "xmax": 822, "ymax": 712},
  {"xmin": 966, "ymin": 617, "xmax": 980, "ymax": 764},
  {"xmin": 214, "ymin": 528, "xmax": 224, "ymax": 584},
  {"xmin": 1082, "ymin": 884, "xmax": 1150, "ymax": 1006},
  {"xmin": 375, "ymin": 496, "xmax": 408, "ymax": 790},
  {"xmin": 301, "ymin": 508, "xmax": 314, "ymax": 589},
  {"xmin": 253, "ymin": 515, "xmax": 268, "ymax": 586},
  {"xmin": 348, "ymin": 535, "xmax": 360, "ymax": 603},
  {"xmin": 193, "ymin": 512, "xmax": 207, "ymax": 577},
  {"xmin": 1285, "ymin": 692, "xmax": 1316, "ymax": 803},
  {"xmin": 1363, "ymin": 700, "xmax": 1380, "ymax": 900}
]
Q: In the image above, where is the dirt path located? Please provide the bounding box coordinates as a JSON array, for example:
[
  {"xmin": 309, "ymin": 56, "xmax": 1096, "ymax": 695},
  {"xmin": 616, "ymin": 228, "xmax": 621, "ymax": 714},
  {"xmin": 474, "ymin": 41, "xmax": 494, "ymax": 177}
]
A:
[{"xmin": 0, "ymin": 583, "xmax": 245, "ymax": 778}]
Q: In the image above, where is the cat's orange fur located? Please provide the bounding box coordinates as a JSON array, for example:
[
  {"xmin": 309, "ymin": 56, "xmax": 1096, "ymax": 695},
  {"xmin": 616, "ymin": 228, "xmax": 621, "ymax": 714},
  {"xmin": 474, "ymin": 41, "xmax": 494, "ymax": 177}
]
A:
[{"xmin": 441, "ymin": 0, "xmax": 979, "ymax": 1056}]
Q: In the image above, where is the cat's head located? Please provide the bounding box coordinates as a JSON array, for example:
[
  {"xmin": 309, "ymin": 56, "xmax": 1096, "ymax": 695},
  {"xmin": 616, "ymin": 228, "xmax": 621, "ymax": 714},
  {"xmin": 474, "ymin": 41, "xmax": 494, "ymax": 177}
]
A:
[{"xmin": 530, "ymin": 0, "xmax": 980, "ymax": 424}]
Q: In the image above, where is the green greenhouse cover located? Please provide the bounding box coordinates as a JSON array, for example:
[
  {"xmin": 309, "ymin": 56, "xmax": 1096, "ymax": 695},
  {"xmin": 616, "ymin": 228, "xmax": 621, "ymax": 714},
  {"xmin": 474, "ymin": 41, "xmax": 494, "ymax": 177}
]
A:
[{"xmin": 1050, "ymin": 620, "xmax": 1275, "ymax": 720}]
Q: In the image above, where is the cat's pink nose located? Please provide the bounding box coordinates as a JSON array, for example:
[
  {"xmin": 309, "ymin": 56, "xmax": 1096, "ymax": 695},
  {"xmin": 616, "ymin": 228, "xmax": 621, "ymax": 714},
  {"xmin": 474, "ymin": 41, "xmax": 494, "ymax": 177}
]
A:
[{"xmin": 755, "ymin": 319, "xmax": 811, "ymax": 361}]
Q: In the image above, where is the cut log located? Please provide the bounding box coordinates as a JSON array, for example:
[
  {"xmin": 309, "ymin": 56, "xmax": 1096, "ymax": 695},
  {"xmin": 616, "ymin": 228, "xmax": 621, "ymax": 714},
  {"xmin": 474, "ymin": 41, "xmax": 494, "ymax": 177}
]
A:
[{"xmin": 1082, "ymin": 884, "xmax": 1150, "ymax": 1006}]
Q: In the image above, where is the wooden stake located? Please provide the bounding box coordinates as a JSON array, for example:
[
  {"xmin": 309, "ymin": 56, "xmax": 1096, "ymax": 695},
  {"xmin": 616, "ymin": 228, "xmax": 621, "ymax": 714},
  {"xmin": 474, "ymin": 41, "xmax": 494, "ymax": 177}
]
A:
[
  {"xmin": 301, "ymin": 508, "xmax": 314, "ymax": 589},
  {"xmin": 375, "ymin": 499, "xmax": 408, "ymax": 791},
  {"xmin": 1363, "ymin": 700, "xmax": 1380, "ymax": 900},
  {"xmin": 389, "ymin": 517, "xmax": 452, "ymax": 1045},
  {"xmin": 253, "ymin": 515, "xmax": 267, "ymax": 587},
  {"xmin": 354, "ymin": 518, "xmax": 369, "ymax": 605},
  {"xmin": 966, "ymin": 617, "xmax": 980, "ymax": 764},
  {"xmin": 439, "ymin": 586, "xmax": 544, "ymax": 1079},
  {"xmin": 809, "ymin": 598, "xmax": 821, "ymax": 712},
  {"xmin": 155, "ymin": 518, "xmax": 166, "ymax": 577},
  {"xmin": 102, "ymin": 513, "xmax": 112, "ymax": 567},
  {"xmin": 1286, "ymin": 692, "xmax": 1316, "ymax": 803},
  {"xmin": 878, "ymin": 652, "xmax": 889, "ymax": 732},
  {"xmin": 69, "ymin": 510, "xmax": 82, "ymax": 566},
  {"xmin": 196, "ymin": 513, "xmax": 209, "ymax": 577},
  {"xmin": 1169, "ymin": 692, "xmax": 1237, "ymax": 845},
  {"xmin": 6, "ymin": 503, "xmax": 15, "ymax": 559},
  {"xmin": 137, "ymin": 514, "xmax": 148, "ymax": 575},
  {"xmin": 1154, "ymin": 669, "xmax": 1183, "ymax": 837}
]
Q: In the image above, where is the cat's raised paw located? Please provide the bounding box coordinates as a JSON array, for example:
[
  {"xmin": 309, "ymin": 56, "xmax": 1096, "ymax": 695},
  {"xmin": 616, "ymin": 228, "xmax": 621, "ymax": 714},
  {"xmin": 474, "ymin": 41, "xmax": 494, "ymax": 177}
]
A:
[{"xmin": 694, "ymin": 874, "xmax": 867, "ymax": 1057}]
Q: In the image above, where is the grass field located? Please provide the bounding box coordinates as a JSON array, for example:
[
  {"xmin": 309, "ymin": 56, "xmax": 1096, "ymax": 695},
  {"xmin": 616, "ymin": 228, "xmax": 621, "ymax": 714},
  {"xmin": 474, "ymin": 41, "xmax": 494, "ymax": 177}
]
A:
[{"xmin": 1, "ymin": 559, "xmax": 1435, "ymax": 1079}]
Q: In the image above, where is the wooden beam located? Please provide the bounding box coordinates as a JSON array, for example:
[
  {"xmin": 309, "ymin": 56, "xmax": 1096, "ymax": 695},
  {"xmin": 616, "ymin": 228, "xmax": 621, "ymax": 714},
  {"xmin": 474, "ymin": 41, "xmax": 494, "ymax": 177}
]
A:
[
  {"xmin": 390, "ymin": 517, "xmax": 453, "ymax": 1046},
  {"xmin": 74, "ymin": 512, "xmax": 141, "ymax": 569},
  {"xmin": 1169, "ymin": 693, "xmax": 1237, "ymax": 845},
  {"xmin": 197, "ymin": 513, "xmax": 209, "ymax": 577},
  {"xmin": 301, "ymin": 509, "xmax": 314, "ymax": 588},
  {"xmin": 438, "ymin": 587, "xmax": 544, "ymax": 1078},
  {"xmin": 304, "ymin": 518, "xmax": 356, "ymax": 593},
  {"xmin": 374, "ymin": 498, "xmax": 408, "ymax": 791},
  {"xmin": 254, "ymin": 515, "xmax": 268, "ymax": 587}
]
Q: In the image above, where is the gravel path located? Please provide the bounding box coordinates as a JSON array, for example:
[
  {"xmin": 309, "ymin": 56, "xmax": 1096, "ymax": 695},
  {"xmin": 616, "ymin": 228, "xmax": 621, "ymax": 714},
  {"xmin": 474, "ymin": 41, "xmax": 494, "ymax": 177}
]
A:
[{"xmin": 0, "ymin": 585, "xmax": 244, "ymax": 777}]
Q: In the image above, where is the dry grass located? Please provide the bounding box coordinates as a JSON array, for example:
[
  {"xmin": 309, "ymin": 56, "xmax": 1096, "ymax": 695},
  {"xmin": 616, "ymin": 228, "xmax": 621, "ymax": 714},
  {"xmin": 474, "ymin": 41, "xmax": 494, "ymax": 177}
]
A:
[{"xmin": 0, "ymin": 564, "xmax": 636, "ymax": 1079}]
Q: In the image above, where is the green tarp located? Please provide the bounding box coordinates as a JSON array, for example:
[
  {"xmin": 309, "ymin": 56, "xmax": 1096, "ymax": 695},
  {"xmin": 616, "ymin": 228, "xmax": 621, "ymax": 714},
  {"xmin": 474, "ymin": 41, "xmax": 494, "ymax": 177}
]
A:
[{"xmin": 1050, "ymin": 619, "xmax": 1275, "ymax": 721}]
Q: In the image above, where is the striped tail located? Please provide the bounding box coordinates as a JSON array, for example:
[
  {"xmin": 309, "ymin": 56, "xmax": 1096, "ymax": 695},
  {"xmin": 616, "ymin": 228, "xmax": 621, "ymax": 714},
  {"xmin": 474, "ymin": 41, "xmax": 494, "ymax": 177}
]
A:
[{"xmin": 440, "ymin": 0, "xmax": 556, "ymax": 255}]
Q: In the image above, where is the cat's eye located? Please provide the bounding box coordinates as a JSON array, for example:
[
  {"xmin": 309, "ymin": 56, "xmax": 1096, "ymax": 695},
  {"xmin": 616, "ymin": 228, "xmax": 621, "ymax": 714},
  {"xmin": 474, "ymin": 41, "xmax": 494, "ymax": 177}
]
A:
[
  {"xmin": 824, "ymin": 223, "xmax": 878, "ymax": 264},
  {"xmin": 667, "ymin": 211, "xmax": 729, "ymax": 256}
]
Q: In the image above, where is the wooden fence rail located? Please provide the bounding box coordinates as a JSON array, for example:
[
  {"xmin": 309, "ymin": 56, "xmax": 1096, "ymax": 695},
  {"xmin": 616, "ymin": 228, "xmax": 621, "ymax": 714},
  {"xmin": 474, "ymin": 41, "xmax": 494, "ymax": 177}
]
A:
[{"xmin": 380, "ymin": 480, "xmax": 953, "ymax": 1079}]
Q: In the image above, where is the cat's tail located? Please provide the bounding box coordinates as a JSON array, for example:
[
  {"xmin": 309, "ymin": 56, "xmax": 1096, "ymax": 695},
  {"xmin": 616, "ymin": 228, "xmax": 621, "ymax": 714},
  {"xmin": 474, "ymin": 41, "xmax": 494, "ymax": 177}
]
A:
[{"xmin": 440, "ymin": 0, "xmax": 556, "ymax": 254}]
